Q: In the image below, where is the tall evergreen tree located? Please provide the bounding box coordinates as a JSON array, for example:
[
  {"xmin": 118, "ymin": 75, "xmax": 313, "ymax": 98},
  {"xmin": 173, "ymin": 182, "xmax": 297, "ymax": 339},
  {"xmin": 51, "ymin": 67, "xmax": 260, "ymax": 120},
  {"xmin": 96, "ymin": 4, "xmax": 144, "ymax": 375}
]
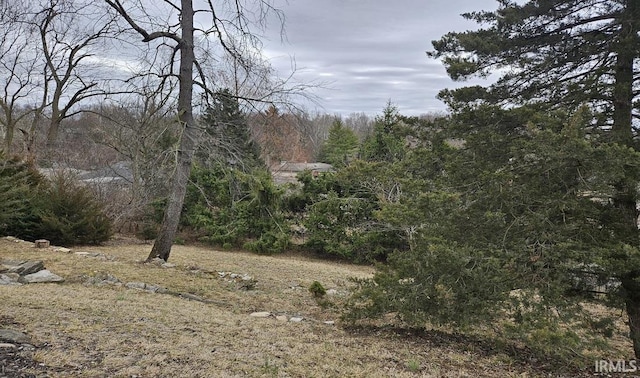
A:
[
  {"xmin": 318, "ymin": 118, "xmax": 359, "ymax": 168},
  {"xmin": 198, "ymin": 88, "xmax": 263, "ymax": 171},
  {"xmin": 360, "ymin": 102, "xmax": 407, "ymax": 163},
  {"xmin": 429, "ymin": 0, "xmax": 640, "ymax": 357}
]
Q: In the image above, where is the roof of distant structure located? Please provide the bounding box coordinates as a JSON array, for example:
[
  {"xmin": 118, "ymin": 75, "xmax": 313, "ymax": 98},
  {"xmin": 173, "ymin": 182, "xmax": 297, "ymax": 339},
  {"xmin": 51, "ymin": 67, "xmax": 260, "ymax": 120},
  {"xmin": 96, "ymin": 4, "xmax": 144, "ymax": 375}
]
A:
[
  {"xmin": 272, "ymin": 162, "xmax": 334, "ymax": 173},
  {"xmin": 270, "ymin": 162, "xmax": 334, "ymax": 185}
]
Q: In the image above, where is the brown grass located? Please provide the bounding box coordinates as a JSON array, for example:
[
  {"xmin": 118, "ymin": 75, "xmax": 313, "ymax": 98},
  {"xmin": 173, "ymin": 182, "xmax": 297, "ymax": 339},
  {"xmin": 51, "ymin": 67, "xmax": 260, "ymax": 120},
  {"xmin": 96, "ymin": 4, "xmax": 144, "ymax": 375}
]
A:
[{"xmin": 0, "ymin": 236, "xmax": 627, "ymax": 377}]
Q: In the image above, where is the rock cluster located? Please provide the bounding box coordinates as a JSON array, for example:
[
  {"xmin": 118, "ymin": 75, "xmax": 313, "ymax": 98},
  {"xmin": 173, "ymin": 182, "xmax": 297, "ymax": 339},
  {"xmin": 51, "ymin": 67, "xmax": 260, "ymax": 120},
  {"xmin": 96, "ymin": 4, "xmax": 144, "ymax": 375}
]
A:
[
  {"xmin": 217, "ymin": 271, "xmax": 257, "ymax": 290},
  {"xmin": 0, "ymin": 259, "xmax": 64, "ymax": 285},
  {"xmin": 249, "ymin": 311, "xmax": 335, "ymax": 325},
  {"xmin": 83, "ymin": 272, "xmax": 168, "ymax": 293}
]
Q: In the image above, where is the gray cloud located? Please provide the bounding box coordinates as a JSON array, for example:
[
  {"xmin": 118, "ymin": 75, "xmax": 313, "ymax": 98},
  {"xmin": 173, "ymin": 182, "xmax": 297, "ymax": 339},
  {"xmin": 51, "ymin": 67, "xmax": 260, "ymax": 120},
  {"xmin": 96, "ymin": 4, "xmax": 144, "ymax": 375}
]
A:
[{"xmin": 262, "ymin": 0, "xmax": 498, "ymax": 116}]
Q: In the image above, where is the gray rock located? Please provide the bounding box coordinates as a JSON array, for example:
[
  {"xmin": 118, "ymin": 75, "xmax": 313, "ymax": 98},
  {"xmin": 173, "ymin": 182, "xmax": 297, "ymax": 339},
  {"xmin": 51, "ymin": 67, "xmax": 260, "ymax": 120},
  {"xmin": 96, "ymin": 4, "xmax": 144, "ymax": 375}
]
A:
[
  {"xmin": 75, "ymin": 252, "xmax": 104, "ymax": 258},
  {"xmin": 18, "ymin": 269, "xmax": 64, "ymax": 283},
  {"xmin": 0, "ymin": 274, "xmax": 21, "ymax": 286},
  {"xmin": 161, "ymin": 263, "xmax": 176, "ymax": 268},
  {"xmin": 0, "ymin": 329, "xmax": 31, "ymax": 344},
  {"xmin": 289, "ymin": 316, "xmax": 304, "ymax": 322},
  {"xmin": 54, "ymin": 247, "xmax": 72, "ymax": 253},
  {"xmin": 7, "ymin": 260, "xmax": 44, "ymax": 276},
  {"xmin": 250, "ymin": 311, "xmax": 271, "ymax": 318},
  {"xmin": 147, "ymin": 257, "xmax": 165, "ymax": 266},
  {"xmin": 326, "ymin": 289, "xmax": 338, "ymax": 296},
  {"xmin": 125, "ymin": 282, "xmax": 147, "ymax": 290},
  {"xmin": 144, "ymin": 284, "xmax": 167, "ymax": 293},
  {"xmin": 85, "ymin": 273, "xmax": 120, "ymax": 286},
  {"xmin": 0, "ymin": 343, "xmax": 17, "ymax": 349}
]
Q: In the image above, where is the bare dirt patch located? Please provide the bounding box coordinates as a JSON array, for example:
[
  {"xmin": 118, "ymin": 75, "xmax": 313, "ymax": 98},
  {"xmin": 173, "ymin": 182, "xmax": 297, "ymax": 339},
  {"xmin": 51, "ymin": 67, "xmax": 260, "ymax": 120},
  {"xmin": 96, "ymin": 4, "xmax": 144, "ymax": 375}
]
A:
[{"xmin": 0, "ymin": 237, "xmax": 622, "ymax": 377}]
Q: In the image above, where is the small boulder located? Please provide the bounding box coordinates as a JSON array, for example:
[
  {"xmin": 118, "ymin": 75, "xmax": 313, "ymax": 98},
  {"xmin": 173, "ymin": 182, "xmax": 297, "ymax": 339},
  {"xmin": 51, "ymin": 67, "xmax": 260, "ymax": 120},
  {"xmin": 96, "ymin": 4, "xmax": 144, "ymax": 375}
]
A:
[
  {"xmin": 34, "ymin": 239, "xmax": 50, "ymax": 248},
  {"xmin": 8, "ymin": 260, "xmax": 44, "ymax": 276},
  {"xmin": 0, "ymin": 274, "xmax": 21, "ymax": 286},
  {"xmin": 0, "ymin": 329, "xmax": 31, "ymax": 344},
  {"xmin": 18, "ymin": 269, "xmax": 64, "ymax": 284},
  {"xmin": 250, "ymin": 312, "xmax": 271, "ymax": 318},
  {"xmin": 144, "ymin": 284, "xmax": 167, "ymax": 294},
  {"xmin": 289, "ymin": 317, "xmax": 304, "ymax": 323},
  {"xmin": 125, "ymin": 282, "xmax": 147, "ymax": 290}
]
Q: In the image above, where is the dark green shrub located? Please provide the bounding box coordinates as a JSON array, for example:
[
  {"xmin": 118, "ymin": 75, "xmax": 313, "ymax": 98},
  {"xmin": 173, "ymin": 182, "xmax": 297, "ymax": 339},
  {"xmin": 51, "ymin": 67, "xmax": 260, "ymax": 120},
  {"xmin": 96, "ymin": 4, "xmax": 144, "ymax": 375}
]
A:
[
  {"xmin": 35, "ymin": 172, "xmax": 112, "ymax": 245},
  {"xmin": 309, "ymin": 281, "xmax": 326, "ymax": 298},
  {"xmin": 0, "ymin": 153, "xmax": 45, "ymax": 238},
  {"xmin": 291, "ymin": 162, "xmax": 406, "ymax": 263},
  {"xmin": 0, "ymin": 154, "xmax": 112, "ymax": 245},
  {"xmin": 182, "ymin": 163, "xmax": 289, "ymax": 253}
]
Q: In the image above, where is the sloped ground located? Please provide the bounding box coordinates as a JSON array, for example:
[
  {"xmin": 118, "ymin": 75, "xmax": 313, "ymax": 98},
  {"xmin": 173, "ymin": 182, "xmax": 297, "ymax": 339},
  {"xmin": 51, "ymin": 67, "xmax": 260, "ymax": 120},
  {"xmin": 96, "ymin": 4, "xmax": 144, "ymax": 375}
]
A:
[{"xmin": 0, "ymin": 237, "xmax": 626, "ymax": 377}]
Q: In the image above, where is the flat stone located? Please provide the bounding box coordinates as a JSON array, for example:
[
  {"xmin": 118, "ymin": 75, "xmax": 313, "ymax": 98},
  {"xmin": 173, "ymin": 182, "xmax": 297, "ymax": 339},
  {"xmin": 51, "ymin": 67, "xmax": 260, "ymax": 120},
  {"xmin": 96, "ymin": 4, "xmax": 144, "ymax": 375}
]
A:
[
  {"xmin": 249, "ymin": 312, "xmax": 271, "ymax": 318},
  {"xmin": 161, "ymin": 263, "xmax": 176, "ymax": 268},
  {"xmin": 289, "ymin": 317, "xmax": 304, "ymax": 322},
  {"xmin": 0, "ymin": 274, "xmax": 21, "ymax": 286},
  {"xmin": 0, "ymin": 343, "xmax": 17, "ymax": 349},
  {"xmin": 144, "ymin": 284, "xmax": 167, "ymax": 293},
  {"xmin": 75, "ymin": 252, "xmax": 102, "ymax": 258},
  {"xmin": 54, "ymin": 247, "xmax": 72, "ymax": 253},
  {"xmin": 324, "ymin": 321, "xmax": 335, "ymax": 325},
  {"xmin": 85, "ymin": 273, "xmax": 121, "ymax": 286},
  {"xmin": 18, "ymin": 269, "xmax": 64, "ymax": 283},
  {"xmin": 0, "ymin": 329, "xmax": 31, "ymax": 344},
  {"xmin": 326, "ymin": 289, "xmax": 338, "ymax": 296},
  {"xmin": 4, "ymin": 236, "xmax": 17, "ymax": 241},
  {"xmin": 275, "ymin": 315, "xmax": 288, "ymax": 322},
  {"xmin": 7, "ymin": 260, "xmax": 44, "ymax": 276},
  {"xmin": 125, "ymin": 282, "xmax": 147, "ymax": 290}
]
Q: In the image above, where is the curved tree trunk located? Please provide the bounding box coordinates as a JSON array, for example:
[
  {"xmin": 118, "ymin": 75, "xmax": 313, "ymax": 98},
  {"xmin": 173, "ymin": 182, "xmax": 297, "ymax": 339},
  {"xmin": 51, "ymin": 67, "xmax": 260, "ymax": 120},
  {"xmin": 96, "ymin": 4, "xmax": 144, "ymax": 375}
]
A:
[{"xmin": 147, "ymin": 0, "xmax": 196, "ymax": 262}]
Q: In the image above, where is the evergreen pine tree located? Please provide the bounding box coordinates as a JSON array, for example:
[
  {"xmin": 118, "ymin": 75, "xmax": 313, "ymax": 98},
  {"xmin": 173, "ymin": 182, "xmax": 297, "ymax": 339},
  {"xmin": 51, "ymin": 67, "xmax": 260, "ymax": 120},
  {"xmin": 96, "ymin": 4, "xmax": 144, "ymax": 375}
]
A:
[{"xmin": 318, "ymin": 118, "xmax": 359, "ymax": 168}]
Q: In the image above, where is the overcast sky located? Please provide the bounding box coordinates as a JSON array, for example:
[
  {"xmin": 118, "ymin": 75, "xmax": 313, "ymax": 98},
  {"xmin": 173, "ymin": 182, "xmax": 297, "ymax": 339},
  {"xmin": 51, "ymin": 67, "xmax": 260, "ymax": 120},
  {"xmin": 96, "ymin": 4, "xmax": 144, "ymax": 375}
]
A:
[{"xmin": 260, "ymin": 0, "xmax": 499, "ymax": 116}]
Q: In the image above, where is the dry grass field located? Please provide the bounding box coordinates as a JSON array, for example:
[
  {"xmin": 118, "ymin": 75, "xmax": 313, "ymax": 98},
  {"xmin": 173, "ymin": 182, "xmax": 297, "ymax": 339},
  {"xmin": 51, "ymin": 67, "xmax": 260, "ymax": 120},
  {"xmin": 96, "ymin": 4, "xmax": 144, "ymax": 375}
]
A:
[{"xmin": 0, "ymin": 236, "xmax": 629, "ymax": 377}]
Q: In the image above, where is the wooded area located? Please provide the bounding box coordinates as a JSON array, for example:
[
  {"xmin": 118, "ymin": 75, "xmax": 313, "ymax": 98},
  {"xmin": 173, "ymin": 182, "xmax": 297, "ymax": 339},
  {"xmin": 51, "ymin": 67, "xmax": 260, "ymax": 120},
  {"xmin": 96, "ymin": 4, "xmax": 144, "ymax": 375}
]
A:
[{"xmin": 1, "ymin": 0, "xmax": 639, "ymax": 372}]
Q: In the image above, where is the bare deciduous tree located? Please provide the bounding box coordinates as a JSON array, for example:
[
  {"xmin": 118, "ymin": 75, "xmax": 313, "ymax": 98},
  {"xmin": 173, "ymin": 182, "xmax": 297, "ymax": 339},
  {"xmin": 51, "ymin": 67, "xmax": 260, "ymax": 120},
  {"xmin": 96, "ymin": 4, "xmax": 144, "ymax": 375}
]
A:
[
  {"xmin": 0, "ymin": 3, "xmax": 40, "ymax": 155},
  {"xmin": 0, "ymin": 0, "xmax": 119, "ymax": 158},
  {"xmin": 30, "ymin": 0, "xmax": 117, "ymax": 150},
  {"xmin": 92, "ymin": 79, "xmax": 178, "ymax": 230},
  {"xmin": 106, "ymin": 0, "xmax": 299, "ymax": 261}
]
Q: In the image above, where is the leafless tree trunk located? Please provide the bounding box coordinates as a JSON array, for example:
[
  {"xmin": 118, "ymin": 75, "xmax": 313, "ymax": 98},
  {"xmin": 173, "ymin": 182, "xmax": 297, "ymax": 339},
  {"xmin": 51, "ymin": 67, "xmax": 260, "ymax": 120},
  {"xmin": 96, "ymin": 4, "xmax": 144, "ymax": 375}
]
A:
[
  {"xmin": 148, "ymin": 0, "xmax": 196, "ymax": 261},
  {"xmin": 106, "ymin": 0, "xmax": 197, "ymax": 261}
]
